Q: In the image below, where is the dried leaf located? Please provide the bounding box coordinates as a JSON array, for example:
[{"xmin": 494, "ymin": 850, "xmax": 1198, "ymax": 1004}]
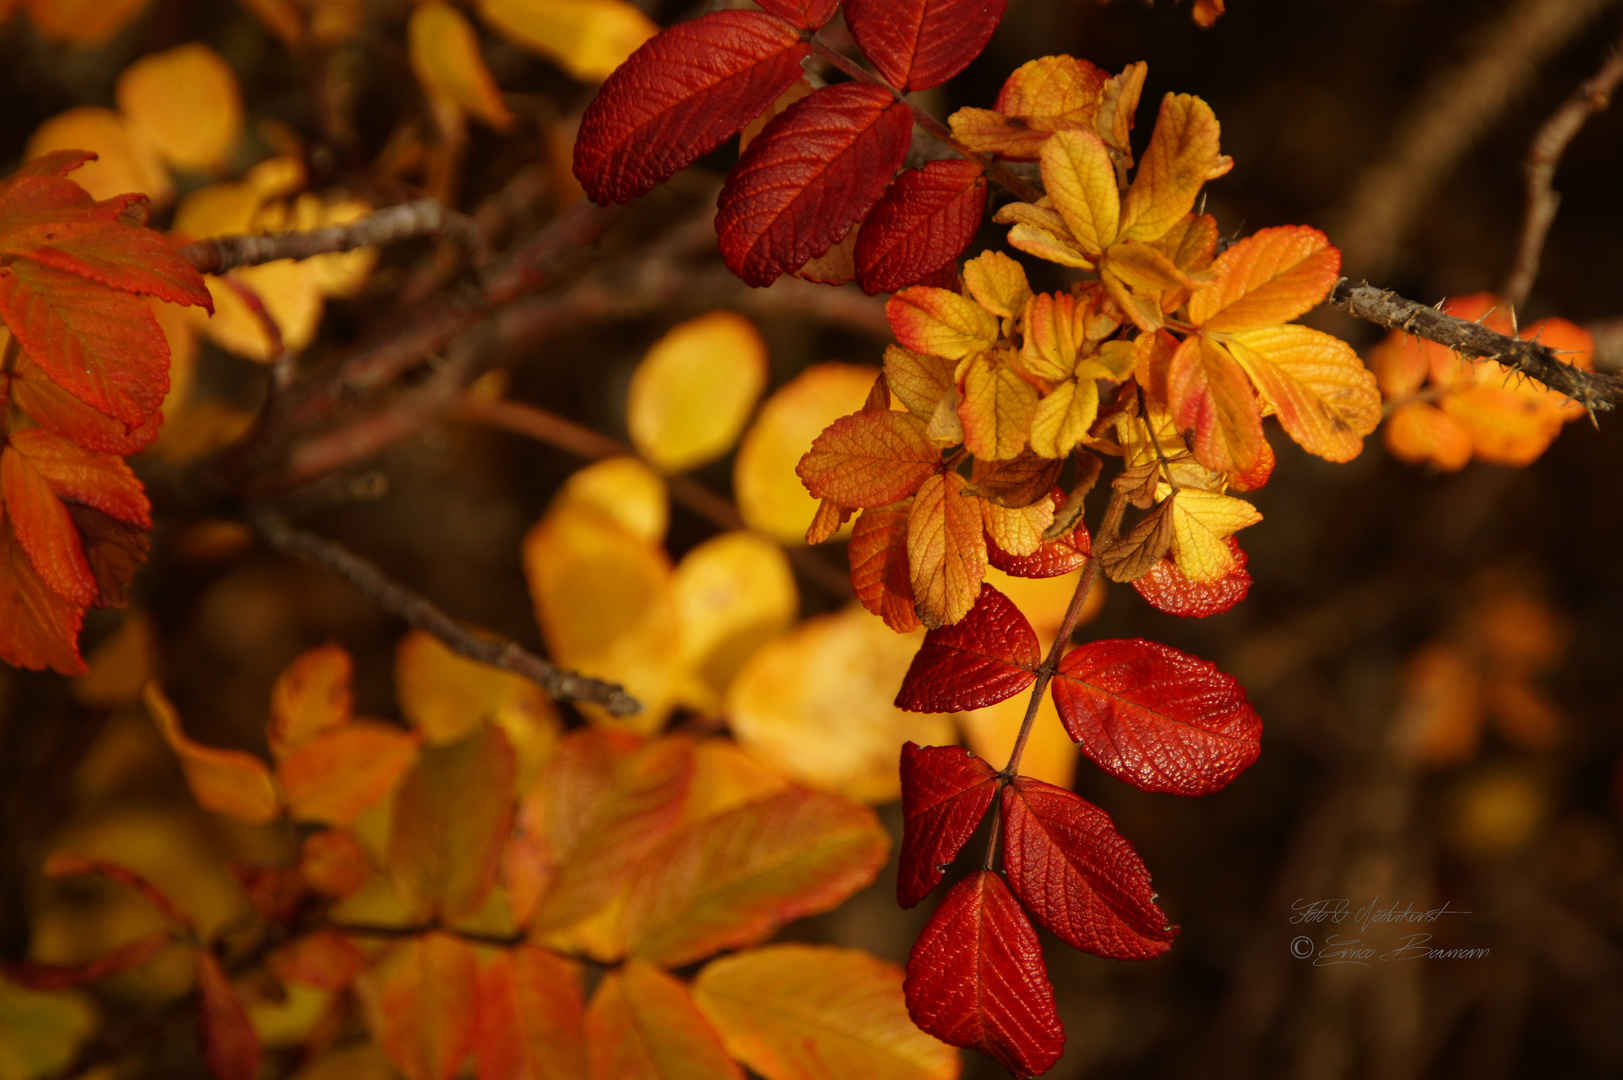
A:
[{"xmin": 1097, "ymin": 499, "xmax": 1175, "ymax": 583}]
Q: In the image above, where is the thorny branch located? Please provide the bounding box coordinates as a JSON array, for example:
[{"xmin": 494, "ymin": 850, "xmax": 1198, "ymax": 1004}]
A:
[
  {"xmin": 179, "ymin": 197, "xmax": 488, "ymax": 276},
  {"xmin": 1327, "ymin": 278, "xmax": 1623, "ymax": 411},
  {"xmin": 1502, "ymin": 28, "xmax": 1623, "ymax": 308},
  {"xmin": 248, "ymin": 505, "xmax": 641, "ymax": 716}
]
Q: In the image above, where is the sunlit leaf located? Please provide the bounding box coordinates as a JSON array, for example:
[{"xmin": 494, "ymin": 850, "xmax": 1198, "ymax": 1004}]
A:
[
  {"xmin": 907, "ymin": 473, "xmax": 987, "ymax": 629},
  {"xmin": 898, "ymin": 743, "xmax": 997, "ymax": 909},
  {"xmin": 673, "ymin": 530, "xmax": 797, "ymax": 712},
  {"xmin": 358, "ymin": 932, "xmax": 479, "ymax": 1080},
  {"xmin": 630, "ymin": 313, "xmax": 769, "ymax": 473},
  {"xmin": 144, "ymin": 683, "xmax": 280, "ymax": 826},
  {"xmin": 411, "ymin": 1, "xmax": 514, "ymax": 130},
  {"xmin": 479, "ymin": 0, "xmax": 659, "ymax": 84},
  {"xmin": 896, "ymin": 584, "xmax": 1038, "ymax": 713},
  {"xmin": 474, "ymin": 946, "xmax": 588, "ymax": 1080},
  {"xmin": 1119, "ymin": 94, "xmax": 1230, "ymax": 244},
  {"xmin": 587, "ymin": 960, "xmax": 742, "ymax": 1080},
  {"xmin": 116, "ymin": 44, "xmax": 244, "ymax": 172}
]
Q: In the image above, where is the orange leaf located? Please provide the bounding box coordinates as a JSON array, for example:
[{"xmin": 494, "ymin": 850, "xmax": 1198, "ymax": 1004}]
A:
[
  {"xmin": 387, "ymin": 723, "xmax": 516, "ymax": 922},
  {"xmin": 1442, "ymin": 382, "xmax": 1565, "ymax": 467},
  {"xmin": 623, "ymin": 787, "xmax": 889, "ymax": 968},
  {"xmin": 7, "ymin": 351, "xmax": 161, "ymax": 456},
  {"xmin": 1224, "ymin": 325, "xmax": 1381, "ymax": 462},
  {"xmin": 1383, "ymin": 400, "xmax": 1472, "ymax": 472},
  {"xmin": 886, "ymin": 287, "xmax": 1000, "ymax": 361},
  {"xmin": 1187, "ymin": 225, "xmax": 1339, "ymax": 333},
  {"xmin": 849, "ymin": 502, "xmax": 922, "ymax": 634},
  {"xmin": 1166, "ymin": 335, "xmax": 1265, "ymax": 476},
  {"xmin": 266, "ymin": 929, "xmax": 366, "ymax": 991},
  {"xmin": 144, "ymin": 683, "xmax": 281, "ymax": 825},
  {"xmin": 1120, "ymin": 93, "xmax": 1230, "ymax": 243},
  {"xmin": 797, "ymin": 410, "xmax": 940, "ymax": 508},
  {"xmin": 279, "ymin": 721, "xmax": 421, "ymax": 826},
  {"xmin": 195, "ymin": 950, "xmax": 260, "ymax": 1080},
  {"xmin": 587, "ymin": 960, "xmax": 741, "ymax": 1080},
  {"xmin": 948, "ymin": 55, "xmax": 1107, "ymax": 159},
  {"xmin": 907, "ymin": 473, "xmax": 988, "ymax": 629},
  {"xmin": 474, "ymin": 946, "xmax": 588, "ymax": 1080},
  {"xmin": 359, "ymin": 932, "xmax": 480, "ymax": 1080},
  {"xmin": 300, "ymin": 829, "xmax": 376, "ymax": 898},
  {"xmin": 267, "ymin": 643, "xmax": 353, "ymax": 759}
]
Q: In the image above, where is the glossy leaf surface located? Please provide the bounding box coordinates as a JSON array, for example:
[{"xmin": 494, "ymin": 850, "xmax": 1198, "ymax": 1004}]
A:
[
  {"xmin": 895, "ymin": 584, "xmax": 1038, "ymax": 713},
  {"xmin": 898, "ymin": 742, "xmax": 998, "ymax": 908}
]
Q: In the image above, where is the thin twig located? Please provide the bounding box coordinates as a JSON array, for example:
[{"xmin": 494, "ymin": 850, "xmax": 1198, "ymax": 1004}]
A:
[
  {"xmin": 179, "ymin": 197, "xmax": 488, "ymax": 275},
  {"xmin": 1327, "ymin": 278, "xmax": 1623, "ymax": 411},
  {"xmin": 460, "ymin": 395, "xmax": 855, "ymax": 599},
  {"xmin": 248, "ymin": 505, "xmax": 640, "ymax": 715},
  {"xmin": 1502, "ymin": 28, "xmax": 1623, "ymax": 308}
]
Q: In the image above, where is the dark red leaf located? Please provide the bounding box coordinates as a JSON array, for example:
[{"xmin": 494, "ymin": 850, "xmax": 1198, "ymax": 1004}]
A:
[
  {"xmin": 1131, "ymin": 537, "xmax": 1250, "ymax": 617},
  {"xmin": 987, "ymin": 490, "xmax": 1092, "ymax": 579},
  {"xmin": 195, "ymin": 950, "xmax": 262, "ymax": 1080},
  {"xmin": 1051, "ymin": 639, "xmax": 1262, "ymax": 796},
  {"xmin": 1000, "ymin": 777, "xmax": 1175, "ymax": 960},
  {"xmin": 0, "ymin": 931, "xmax": 170, "ymax": 990},
  {"xmin": 896, "ymin": 583, "xmax": 1038, "ymax": 712},
  {"xmin": 904, "ymin": 870, "xmax": 1063, "ymax": 1078},
  {"xmin": 573, "ymin": 11, "xmax": 811, "ymax": 205},
  {"xmin": 898, "ymin": 742, "xmax": 998, "ymax": 908},
  {"xmin": 843, "ymin": 0, "xmax": 1008, "ymax": 92},
  {"xmin": 855, "ymin": 160, "xmax": 987, "ymax": 295},
  {"xmin": 755, "ymin": 0, "xmax": 839, "ymax": 29},
  {"xmin": 45, "ymin": 853, "xmax": 193, "ymax": 928},
  {"xmin": 716, "ymin": 83, "xmax": 914, "ymax": 287},
  {"xmin": 849, "ymin": 502, "xmax": 921, "ymax": 633}
]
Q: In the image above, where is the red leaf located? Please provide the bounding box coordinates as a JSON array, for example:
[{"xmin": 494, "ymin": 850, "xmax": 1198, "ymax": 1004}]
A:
[
  {"xmin": 266, "ymin": 930, "xmax": 366, "ymax": 990},
  {"xmin": 67, "ymin": 502, "xmax": 148, "ymax": 609},
  {"xmin": 898, "ymin": 742, "xmax": 998, "ymax": 908},
  {"xmin": 574, "ymin": 12, "xmax": 810, "ymax": 205},
  {"xmin": 195, "ymin": 950, "xmax": 262, "ymax": 1080},
  {"xmin": 999, "ymin": 777, "xmax": 1175, "ymax": 959},
  {"xmin": 45, "ymin": 853, "xmax": 193, "ymax": 928},
  {"xmin": 895, "ymin": 583, "xmax": 1038, "ymax": 712},
  {"xmin": 855, "ymin": 160, "xmax": 987, "ymax": 295},
  {"xmin": 8, "ymin": 353, "xmax": 162, "ymax": 456},
  {"xmin": 844, "ymin": 0, "xmax": 1008, "ymax": 92},
  {"xmin": 7, "ymin": 427, "xmax": 150, "ymax": 527},
  {"xmin": 903, "ymin": 870, "xmax": 1063, "ymax": 1078},
  {"xmin": 1051, "ymin": 638, "xmax": 1261, "ymax": 796},
  {"xmin": 0, "ymin": 515, "xmax": 85, "ymax": 674},
  {"xmin": 5, "ymin": 220, "xmax": 213, "ymax": 309},
  {"xmin": 1131, "ymin": 537, "xmax": 1250, "ymax": 617},
  {"xmin": 0, "ymin": 259, "xmax": 171, "ymax": 426},
  {"xmin": 716, "ymin": 83, "xmax": 914, "ymax": 287},
  {"xmin": 848, "ymin": 502, "xmax": 921, "ymax": 633},
  {"xmin": 0, "ymin": 931, "xmax": 170, "ymax": 990},
  {"xmin": 986, "ymin": 489, "xmax": 1092, "ymax": 579},
  {"xmin": 755, "ymin": 0, "xmax": 839, "ymax": 29}
]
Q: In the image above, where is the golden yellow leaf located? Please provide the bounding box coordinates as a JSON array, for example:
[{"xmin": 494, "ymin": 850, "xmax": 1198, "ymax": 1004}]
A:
[
  {"xmin": 980, "ymin": 494, "xmax": 1054, "ymax": 558},
  {"xmin": 524, "ymin": 504, "xmax": 682, "ymax": 732},
  {"xmin": 907, "ymin": 473, "xmax": 987, "ymax": 629},
  {"xmin": 1160, "ymin": 488, "xmax": 1261, "ymax": 583},
  {"xmin": 684, "ymin": 739, "xmax": 790, "ymax": 824},
  {"xmin": 25, "ymin": 108, "xmax": 171, "ymax": 207},
  {"xmin": 1028, "ymin": 378, "xmax": 1098, "ymax": 459},
  {"xmin": 692, "ymin": 945, "xmax": 958, "ymax": 1080},
  {"xmin": 551, "ymin": 457, "xmax": 669, "ymax": 547},
  {"xmin": 410, "ymin": 1, "xmax": 514, "ymax": 131},
  {"xmin": 1225, "ymin": 325, "xmax": 1381, "ymax": 463},
  {"xmin": 1165, "ymin": 335, "xmax": 1265, "ymax": 476},
  {"xmin": 883, "ymin": 345, "xmax": 956, "ymax": 422},
  {"xmin": 1040, "ymin": 129, "xmax": 1120, "ymax": 256},
  {"xmin": 476, "ymin": 0, "xmax": 658, "ymax": 83},
  {"xmin": 958, "ymin": 351, "xmax": 1037, "ymax": 462},
  {"xmin": 23, "ymin": 0, "xmax": 148, "ymax": 45},
  {"xmin": 629, "ymin": 312, "xmax": 769, "ymax": 473},
  {"xmin": 1004, "ymin": 221, "xmax": 1095, "ymax": 270},
  {"xmin": 673, "ymin": 531, "xmax": 798, "ymax": 713},
  {"xmin": 962, "ymin": 250, "xmax": 1031, "ymax": 320},
  {"xmin": 1120, "ymin": 93, "xmax": 1230, "ymax": 243},
  {"xmin": 725, "ymin": 606, "xmax": 952, "ymax": 803},
  {"xmin": 116, "ymin": 44, "xmax": 243, "ymax": 173},
  {"xmin": 735, "ymin": 364, "xmax": 878, "ymax": 544},
  {"xmin": 143, "ymin": 683, "xmax": 281, "ymax": 826}
]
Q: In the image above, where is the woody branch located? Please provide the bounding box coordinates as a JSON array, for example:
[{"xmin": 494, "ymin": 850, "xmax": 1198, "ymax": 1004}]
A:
[{"xmin": 178, "ymin": 197, "xmax": 488, "ymax": 275}]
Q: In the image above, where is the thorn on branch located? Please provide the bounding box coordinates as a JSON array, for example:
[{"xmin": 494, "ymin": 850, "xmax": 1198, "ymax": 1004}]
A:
[{"xmin": 247, "ymin": 505, "xmax": 640, "ymax": 716}]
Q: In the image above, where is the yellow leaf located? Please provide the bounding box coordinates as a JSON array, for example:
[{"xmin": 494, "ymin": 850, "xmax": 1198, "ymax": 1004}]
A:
[
  {"xmin": 22, "ymin": 0, "xmax": 148, "ymax": 45},
  {"xmin": 1120, "ymin": 94, "xmax": 1230, "ymax": 243},
  {"xmin": 725, "ymin": 606, "xmax": 952, "ymax": 803},
  {"xmin": 394, "ymin": 630, "xmax": 561, "ymax": 779},
  {"xmin": 684, "ymin": 738, "xmax": 790, "ymax": 825},
  {"xmin": 523, "ymin": 504, "xmax": 682, "ymax": 732},
  {"xmin": 1019, "ymin": 292, "xmax": 1084, "ymax": 382},
  {"xmin": 476, "ymin": 0, "xmax": 658, "ymax": 83},
  {"xmin": 0, "ymin": 980, "xmax": 96, "ymax": 1080},
  {"xmin": 587, "ymin": 961, "xmax": 742, "ymax": 1080},
  {"xmin": 1005, "ymin": 221, "xmax": 1096, "ymax": 270},
  {"xmin": 144, "ymin": 683, "xmax": 281, "ymax": 826},
  {"xmin": 980, "ymin": 496, "xmax": 1054, "ymax": 557},
  {"xmin": 1160, "ymin": 488, "xmax": 1261, "ymax": 583},
  {"xmin": 692, "ymin": 945, "xmax": 958, "ymax": 1080},
  {"xmin": 735, "ymin": 364, "xmax": 878, "ymax": 544},
  {"xmin": 883, "ymin": 345, "xmax": 956, "ymax": 422},
  {"xmin": 1094, "ymin": 61, "xmax": 1147, "ymax": 161},
  {"xmin": 1225, "ymin": 325, "xmax": 1381, "ymax": 463},
  {"xmin": 673, "ymin": 531, "xmax": 798, "ymax": 712},
  {"xmin": 202, "ymin": 263, "xmax": 324, "ymax": 361},
  {"xmin": 551, "ymin": 456, "xmax": 669, "ymax": 547},
  {"xmin": 24, "ymin": 108, "xmax": 171, "ymax": 207},
  {"xmin": 907, "ymin": 473, "xmax": 987, "ymax": 628},
  {"xmin": 1103, "ymin": 240, "xmax": 1192, "ymax": 293},
  {"xmin": 958, "ymin": 351, "xmax": 1037, "ymax": 462},
  {"xmin": 1040, "ymin": 129, "xmax": 1120, "ymax": 256},
  {"xmin": 887, "ymin": 287, "xmax": 1000, "ymax": 362},
  {"xmin": 410, "ymin": 1, "xmax": 514, "ymax": 131},
  {"xmin": 1028, "ymin": 378, "xmax": 1098, "ymax": 459},
  {"xmin": 116, "ymin": 44, "xmax": 243, "ymax": 172},
  {"xmin": 1166, "ymin": 335, "xmax": 1265, "ymax": 476},
  {"xmin": 629, "ymin": 312, "xmax": 769, "ymax": 473},
  {"xmin": 962, "ymin": 250, "xmax": 1031, "ymax": 320}
]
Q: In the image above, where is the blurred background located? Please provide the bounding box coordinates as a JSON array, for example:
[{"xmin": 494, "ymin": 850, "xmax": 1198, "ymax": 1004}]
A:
[{"xmin": 2, "ymin": 1, "xmax": 1622, "ymax": 1078}]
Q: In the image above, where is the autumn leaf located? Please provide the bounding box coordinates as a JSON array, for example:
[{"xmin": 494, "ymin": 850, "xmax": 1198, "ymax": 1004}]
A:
[
  {"xmin": 962, "ymin": 452, "xmax": 1062, "ymax": 510},
  {"xmin": 1186, "ymin": 225, "xmax": 1339, "ymax": 333},
  {"xmin": 908, "ymin": 473, "xmax": 988, "ymax": 629},
  {"xmin": 194, "ymin": 950, "xmax": 260, "ymax": 1080},
  {"xmin": 624, "ymin": 787, "xmax": 889, "ymax": 967},
  {"xmin": 692, "ymin": 944, "xmax": 959, "ymax": 1080},
  {"xmin": 116, "ymin": 44, "xmax": 244, "ymax": 172},
  {"xmin": 958, "ymin": 351, "xmax": 1038, "ymax": 462},
  {"xmin": 267, "ymin": 643, "xmax": 352, "ymax": 758},
  {"xmin": 1131, "ymin": 537, "xmax": 1250, "ymax": 617},
  {"xmin": 887, "ymin": 287, "xmax": 1001, "ymax": 361},
  {"xmin": 358, "ymin": 932, "xmax": 480, "ymax": 1080},
  {"xmin": 898, "ymin": 743, "xmax": 999, "ymax": 908},
  {"xmin": 588, "ymin": 960, "xmax": 742, "ymax": 1080},
  {"xmin": 395, "ymin": 630, "xmax": 560, "ymax": 773},
  {"xmin": 1163, "ymin": 487, "xmax": 1260, "ymax": 583},
  {"xmin": 1166, "ymin": 334, "xmax": 1266, "ymax": 476},
  {"xmin": 474, "ymin": 946, "xmax": 588, "ymax": 1080},
  {"xmin": 903, "ymin": 871, "xmax": 1063, "ymax": 1079},
  {"xmin": 849, "ymin": 502, "xmax": 923, "ymax": 634},
  {"xmin": 856, "ymin": 160, "xmax": 988, "ymax": 296},
  {"xmin": 266, "ymin": 930, "xmax": 366, "ymax": 991},
  {"xmin": 573, "ymin": 11, "xmax": 808, "ymax": 203},
  {"xmin": 987, "ymin": 490, "xmax": 1091, "ymax": 579},
  {"xmin": 1041, "ymin": 130, "xmax": 1120, "ymax": 258},
  {"xmin": 478, "ymin": 0, "xmax": 659, "ymax": 83},
  {"xmin": 896, "ymin": 584, "xmax": 1038, "ymax": 713},
  {"xmin": 629, "ymin": 312, "xmax": 768, "ymax": 473},
  {"xmin": 1119, "ymin": 93, "xmax": 1231, "ymax": 243},
  {"xmin": 1223, "ymin": 325, "xmax": 1381, "ymax": 463},
  {"xmin": 278, "ymin": 721, "xmax": 420, "ymax": 826},
  {"xmin": 949, "ymin": 55, "xmax": 1108, "ymax": 159},
  {"xmin": 0, "ymin": 931, "xmax": 170, "ymax": 990},
  {"xmin": 717, "ymin": 83, "xmax": 914, "ymax": 287},
  {"xmin": 844, "ymin": 0, "xmax": 1007, "ymax": 92},
  {"xmin": 962, "ymin": 251, "xmax": 1032, "ymax": 322},
  {"xmin": 755, "ymin": 0, "xmax": 840, "ymax": 29},
  {"xmin": 144, "ymin": 683, "xmax": 281, "ymax": 825},
  {"xmin": 410, "ymin": 1, "xmax": 514, "ymax": 131},
  {"xmin": 797, "ymin": 410, "xmax": 940, "ymax": 509},
  {"xmin": 1050, "ymin": 638, "xmax": 1262, "ymax": 795}
]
